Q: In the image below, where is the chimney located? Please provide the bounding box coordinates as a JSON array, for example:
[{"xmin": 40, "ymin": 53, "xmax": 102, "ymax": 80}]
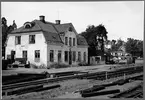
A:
[
  {"xmin": 55, "ymin": 20, "xmax": 61, "ymax": 24},
  {"xmin": 39, "ymin": 15, "xmax": 45, "ymax": 22}
]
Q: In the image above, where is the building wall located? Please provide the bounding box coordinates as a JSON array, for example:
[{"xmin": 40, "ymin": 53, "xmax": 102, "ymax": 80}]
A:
[
  {"xmin": 5, "ymin": 30, "xmax": 88, "ymax": 68},
  {"xmin": 46, "ymin": 31, "xmax": 88, "ymax": 67},
  {"xmin": 77, "ymin": 46, "xmax": 88, "ymax": 63},
  {"xmin": 46, "ymin": 44, "xmax": 88, "ymax": 67},
  {"xmin": 5, "ymin": 32, "xmax": 47, "ymax": 66}
]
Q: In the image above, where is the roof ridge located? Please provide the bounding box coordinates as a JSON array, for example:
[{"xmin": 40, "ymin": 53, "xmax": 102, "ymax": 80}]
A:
[{"xmin": 33, "ymin": 20, "xmax": 43, "ymax": 31}]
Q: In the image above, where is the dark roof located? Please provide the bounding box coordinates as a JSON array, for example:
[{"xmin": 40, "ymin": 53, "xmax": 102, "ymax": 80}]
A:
[
  {"xmin": 43, "ymin": 31, "xmax": 63, "ymax": 44},
  {"xmin": 54, "ymin": 23, "xmax": 77, "ymax": 34},
  {"xmin": 12, "ymin": 20, "xmax": 57, "ymax": 33},
  {"xmin": 12, "ymin": 23, "xmax": 41, "ymax": 33},
  {"xmin": 77, "ymin": 35, "xmax": 88, "ymax": 46},
  {"xmin": 11, "ymin": 19, "xmax": 88, "ymax": 46}
]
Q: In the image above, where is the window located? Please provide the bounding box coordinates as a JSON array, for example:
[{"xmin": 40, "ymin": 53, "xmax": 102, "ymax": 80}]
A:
[
  {"xmin": 78, "ymin": 52, "xmax": 81, "ymax": 62},
  {"xmin": 60, "ymin": 32, "xmax": 64, "ymax": 36},
  {"xmin": 73, "ymin": 38, "xmax": 75, "ymax": 46},
  {"xmin": 23, "ymin": 51, "xmax": 27, "ymax": 59},
  {"xmin": 65, "ymin": 37, "xmax": 68, "ymax": 45},
  {"xmin": 50, "ymin": 50, "xmax": 54, "ymax": 62},
  {"xmin": 69, "ymin": 37, "xmax": 72, "ymax": 46},
  {"xmin": 29, "ymin": 35, "xmax": 35, "ymax": 44},
  {"xmin": 24, "ymin": 22, "xmax": 32, "ymax": 29},
  {"xmin": 35, "ymin": 50, "xmax": 40, "ymax": 62},
  {"xmin": 11, "ymin": 50, "xmax": 15, "ymax": 61},
  {"xmin": 72, "ymin": 51, "xmax": 76, "ymax": 61},
  {"xmin": 69, "ymin": 27, "xmax": 73, "ymax": 32},
  {"xmin": 25, "ymin": 24, "xmax": 31, "ymax": 28},
  {"xmin": 64, "ymin": 51, "xmax": 68, "ymax": 62},
  {"xmin": 15, "ymin": 36, "xmax": 21, "ymax": 45},
  {"xmin": 58, "ymin": 50, "xmax": 62, "ymax": 62},
  {"xmin": 69, "ymin": 51, "xmax": 72, "ymax": 64},
  {"xmin": 84, "ymin": 52, "xmax": 86, "ymax": 62}
]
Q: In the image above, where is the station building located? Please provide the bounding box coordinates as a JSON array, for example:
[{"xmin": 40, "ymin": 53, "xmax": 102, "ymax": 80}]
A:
[{"xmin": 5, "ymin": 15, "xmax": 88, "ymax": 67}]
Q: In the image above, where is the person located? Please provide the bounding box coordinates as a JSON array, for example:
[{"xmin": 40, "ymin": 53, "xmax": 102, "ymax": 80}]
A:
[
  {"xmin": 132, "ymin": 57, "xmax": 136, "ymax": 64},
  {"xmin": 25, "ymin": 60, "xmax": 30, "ymax": 68}
]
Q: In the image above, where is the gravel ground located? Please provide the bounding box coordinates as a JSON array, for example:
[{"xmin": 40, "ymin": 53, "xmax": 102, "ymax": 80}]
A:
[
  {"xmin": 2, "ymin": 71, "xmax": 143, "ymax": 100},
  {"xmin": 2, "ymin": 62, "xmax": 143, "ymax": 100}
]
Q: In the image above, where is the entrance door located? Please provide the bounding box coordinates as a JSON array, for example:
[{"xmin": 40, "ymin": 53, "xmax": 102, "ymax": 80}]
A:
[
  {"xmin": 23, "ymin": 51, "xmax": 27, "ymax": 59},
  {"xmin": 11, "ymin": 50, "xmax": 15, "ymax": 63},
  {"xmin": 69, "ymin": 50, "xmax": 72, "ymax": 65}
]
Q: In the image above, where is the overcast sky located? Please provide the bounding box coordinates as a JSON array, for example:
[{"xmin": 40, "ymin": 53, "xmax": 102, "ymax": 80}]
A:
[{"xmin": 1, "ymin": 1, "xmax": 144, "ymax": 41}]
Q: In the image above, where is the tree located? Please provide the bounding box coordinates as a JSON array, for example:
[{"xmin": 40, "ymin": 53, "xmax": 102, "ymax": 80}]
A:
[
  {"xmin": 111, "ymin": 39, "xmax": 116, "ymax": 44},
  {"xmin": 2, "ymin": 17, "xmax": 8, "ymax": 57},
  {"xmin": 111, "ymin": 38, "xmax": 124, "ymax": 51},
  {"xmin": 80, "ymin": 24, "xmax": 108, "ymax": 61},
  {"xmin": 125, "ymin": 38, "xmax": 143, "ymax": 57},
  {"xmin": 2, "ymin": 17, "xmax": 16, "ymax": 58}
]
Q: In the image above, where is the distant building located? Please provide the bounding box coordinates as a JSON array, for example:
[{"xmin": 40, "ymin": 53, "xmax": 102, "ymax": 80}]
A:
[
  {"xmin": 110, "ymin": 44, "xmax": 127, "ymax": 57},
  {"xmin": 5, "ymin": 15, "xmax": 88, "ymax": 67}
]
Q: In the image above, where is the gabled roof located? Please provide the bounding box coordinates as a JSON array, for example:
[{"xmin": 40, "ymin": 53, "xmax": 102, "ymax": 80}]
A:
[
  {"xmin": 10, "ymin": 19, "xmax": 88, "ymax": 46},
  {"xmin": 54, "ymin": 23, "xmax": 77, "ymax": 34}
]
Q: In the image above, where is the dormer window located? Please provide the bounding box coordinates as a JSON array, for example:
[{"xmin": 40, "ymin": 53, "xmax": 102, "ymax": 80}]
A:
[
  {"xmin": 23, "ymin": 22, "xmax": 32, "ymax": 29},
  {"xmin": 25, "ymin": 24, "xmax": 31, "ymax": 28}
]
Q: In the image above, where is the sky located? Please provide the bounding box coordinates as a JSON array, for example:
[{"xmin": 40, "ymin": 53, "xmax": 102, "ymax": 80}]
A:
[{"xmin": 1, "ymin": 1, "xmax": 144, "ymax": 41}]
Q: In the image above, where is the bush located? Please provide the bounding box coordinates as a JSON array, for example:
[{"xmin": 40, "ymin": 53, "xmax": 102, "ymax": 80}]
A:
[
  {"xmin": 30, "ymin": 63, "xmax": 39, "ymax": 69},
  {"xmin": 39, "ymin": 64, "xmax": 46, "ymax": 69},
  {"xmin": 78, "ymin": 62, "xmax": 89, "ymax": 66},
  {"xmin": 49, "ymin": 62, "xmax": 70, "ymax": 69},
  {"xmin": 2, "ymin": 60, "xmax": 8, "ymax": 70},
  {"xmin": 30, "ymin": 63, "xmax": 47, "ymax": 69}
]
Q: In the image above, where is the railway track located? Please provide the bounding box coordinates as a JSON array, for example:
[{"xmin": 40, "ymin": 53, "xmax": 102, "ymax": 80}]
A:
[
  {"xmin": 111, "ymin": 82, "xmax": 143, "ymax": 98},
  {"xmin": 2, "ymin": 65, "xmax": 143, "ymax": 96},
  {"xmin": 74, "ymin": 73, "xmax": 143, "ymax": 98}
]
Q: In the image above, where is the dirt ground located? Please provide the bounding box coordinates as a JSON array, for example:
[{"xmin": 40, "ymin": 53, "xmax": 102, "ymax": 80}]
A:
[
  {"xmin": 2, "ymin": 60, "xmax": 143, "ymax": 99},
  {"xmin": 2, "ymin": 72, "xmax": 143, "ymax": 100},
  {"xmin": 2, "ymin": 59, "xmax": 143, "ymax": 76}
]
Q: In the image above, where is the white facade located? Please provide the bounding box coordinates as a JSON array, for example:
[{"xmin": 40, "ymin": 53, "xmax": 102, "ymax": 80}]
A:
[
  {"xmin": 5, "ymin": 30, "xmax": 88, "ymax": 67},
  {"xmin": 5, "ymin": 32, "xmax": 47, "ymax": 66},
  {"xmin": 5, "ymin": 17, "xmax": 88, "ymax": 68}
]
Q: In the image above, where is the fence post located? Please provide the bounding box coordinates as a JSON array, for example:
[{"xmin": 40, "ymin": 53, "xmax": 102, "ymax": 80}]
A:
[
  {"xmin": 124, "ymin": 73, "xmax": 126, "ymax": 80},
  {"xmin": 106, "ymin": 71, "xmax": 108, "ymax": 80}
]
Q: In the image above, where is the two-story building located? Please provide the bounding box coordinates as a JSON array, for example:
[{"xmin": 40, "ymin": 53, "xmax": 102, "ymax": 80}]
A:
[{"xmin": 5, "ymin": 15, "xmax": 88, "ymax": 68}]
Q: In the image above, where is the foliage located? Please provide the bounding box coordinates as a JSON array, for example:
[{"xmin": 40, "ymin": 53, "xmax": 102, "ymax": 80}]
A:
[
  {"xmin": 2, "ymin": 17, "xmax": 16, "ymax": 57},
  {"xmin": 49, "ymin": 63, "xmax": 70, "ymax": 69},
  {"xmin": 80, "ymin": 24, "xmax": 108, "ymax": 58},
  {"xmin": 78, "ymin": 62, "xmax": 89, "ymax": 66},
  {"xmin": 111, "ymin": 38, "xmax": 124, "ymax": 51},
  {"xmin": 30, "ymin": 63, "xmax": 39, "ymax": 69},
  {"xmin": 30, "ymin": 63, "xmax": 47, "ymax": 69},
  {"xmin": 125, "ymin": 38, "xmax": 143, "ymax": 57},
  {"xmin": 39, "ymin": 64, "xmax": 47, "ymax": 69}
]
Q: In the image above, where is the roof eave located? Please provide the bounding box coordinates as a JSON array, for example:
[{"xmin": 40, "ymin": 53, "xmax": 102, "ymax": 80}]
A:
[{"xmin": 10, "ymin": 30, "xmax": 42, "ymax": 34}]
